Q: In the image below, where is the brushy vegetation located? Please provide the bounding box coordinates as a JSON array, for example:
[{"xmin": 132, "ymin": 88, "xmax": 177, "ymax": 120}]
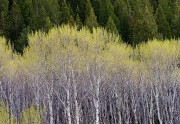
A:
[{"xmin": 1, "ymin": 25, "xmax": 180, "ymax": 124}]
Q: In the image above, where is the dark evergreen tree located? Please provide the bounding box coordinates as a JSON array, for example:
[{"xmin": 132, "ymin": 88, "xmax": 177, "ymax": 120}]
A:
[
  {"xmin": 99, "ymin": 0, "xmax": 115, "ymax": 26},
  {"xmin": 114, "ymin": 0, "xmax": 129, "ymax": 41},
  {"xmin": 31, "ymin": 1, "xmax": 52, "ymax": 32},
  {"xmin": 171, "ymin": 0, "xmax": 180, "ymax": 38},
  {"xmin": 14, "ymin": 0, "xmax": 33, "ymax": 27},
  {"xmin": 106, "ymin": 16, "xmax": 118, "ymax": 34},
  {"xmin": 85, "ymin": 0, "xmax": 98, "ymax": 31},
  {"xmin": 0, "ymin": 0, "xmax": 9, "ymax": 35},
  {"xmin": 78, "ymin": 0, "xmax": 86, "ymax": 22},
  {"xmin": 43, "ymin": 0, "xmax": 60, "ymax": 25},
  {"xmin": 75, "ymin": 14, "xmax": 82, "ymax": 30},
  {"xmin": 5, "ymin": 2, "xmax": 23, "ymax": 43},
  {"xmin": 130, "ymin": 1, "xmax": 158, "ymax": 46},
  {"xmin": 159, "ymin": 0, "xmax": 174, "ymax": 26},
  {"xmin": 155, "ymin": 5, "xmax": 171, "ymax": 39},
  {"xmin": 60, "ymin": 0, "xmax": 71, "ymax": 24},
  {"xmin": 16, "ymin": 26, "xmax": 30, "ymax": 53},
  {"xmin": 67, "ymin": 0, "xmax": 78, "ymax": 13}
]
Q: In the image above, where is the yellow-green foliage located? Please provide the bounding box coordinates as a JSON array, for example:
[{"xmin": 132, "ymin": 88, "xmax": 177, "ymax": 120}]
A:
[
  {"xmin": 0, "ymin": 101, "xmax": 16, "ymax": 124},
  {"xmin": 0, "ymin": 37, "xmax": 12, "ymax": 65},
  {"xmin": 0, "ymin": 101, "xmax": 10, "ymax": 124},
  {"xmin": 22, "ymin": 25, "xmax": 180, "ymax": 79},
  {"xmin": 2, "ymin": 26, "xmax": 180, "ymax": 82},
  {"xmin": 1, "ymin": 25, "xmax": 180, "ymax": 123},
  {"xmin": 138, "ymin": 39, "xmax": 179, "ymax": 64},
  {"xmin": 23, "ymin": 25, "xmax": 129, "ymax": 75},
  {"xmin": 21, "ymin": 105, "xmax": 44, "ymax": 124}
]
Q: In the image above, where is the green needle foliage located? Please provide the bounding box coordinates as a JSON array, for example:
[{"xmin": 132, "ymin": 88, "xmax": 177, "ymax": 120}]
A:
[{"xmin": 0, "ymin": 0, "xmax": 180, "ymax": 53}]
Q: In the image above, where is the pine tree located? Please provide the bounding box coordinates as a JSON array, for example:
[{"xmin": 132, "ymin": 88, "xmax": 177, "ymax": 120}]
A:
[
  {"xmin": 60, "ymin": 0, "xmax": 71, "ymax": 24},
  {"xmin": 143, "ymin": 6, "xmax": 158, "ymax": 39},
  {"xmin": 78, "ymin": 0, "xmax": 86, "ymax": 22},
  {"xmin": 155, "ymin": 5, "xmax": 171, "ymax": 39},
  {"xmin": 43, "ymin": 0, "xmax": 60, "ymax": 25},
  {"xmin": 75, "ymin": 14, "xmax": 82, "ymax": 30},
  {"xmin": 106, "ymin": 16, "xmax": 118, "ymax": 34},
  {"xmin": 85, "ymin": 0, "xmax": 98, "ymax": 31},
  {"xmin": 31, "ymin": 1, "xmax": 52, "ymax": 32},
  {"xmin": 149, "ymin": 0, "xmax": 158, "ymax": 13},
  {"xmin": 69, "ymin": 15, "xmax": 75, "ymax": 26},
  {"xmin": 91, "ymin": 0, "xmax": 100, "ymax": 22},
  {"xmin": 16, "ymin": 26, "xmax": 30, "ymax": 53},
  {"xmin": 99, "ymin": 0, "xmax": 115, "ymax": 26},
  {"xmin": 130, "ymin": 3, "xmax": 158, "ymax": 46},
  {"xmin": 172, "ymin": 0, "xmax": 180, "ymax": 38},
  {"xmin": 0, "ymin": 0, "xmax": 9, "ymax": 35},
  {"xmin": 5, "ymin": 2, "xmax": 23, "ymax": 43},
  {"xmin": 159, "ymin": 0, "xmax": 174, "ymax": 26},
  {"xmin": 14, "ymin": 0, "xmax": 33, "ymax": 26},
  {"xmin": 114, "ymin": 0, "xmax": 129, "ymax": 41},
  {"xmin": 68, "ymin": 0, "xmax": 78, "ymax": 12}
]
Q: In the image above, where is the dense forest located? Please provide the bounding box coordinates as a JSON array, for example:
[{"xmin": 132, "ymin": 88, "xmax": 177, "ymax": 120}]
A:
[
  {"xmin": 0, "ymin": 25, "xmax": 180, "ymax": 124},
  {"xmin": 1, "ymin": 0, "xmax": 180, "ymax": 124},
  {"xmin": 1, "ymin": 0, "xmax": 180, "ymax": 53}
]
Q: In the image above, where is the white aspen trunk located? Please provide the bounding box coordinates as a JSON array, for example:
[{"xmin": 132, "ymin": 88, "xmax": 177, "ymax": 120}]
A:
[
  {"xmin": 95, "ymin": 98, "xmax": 100, "ymax": 124},
  {"xmin": 149, "ymin": 91, "xmax": 154, "ymax": 124},
  {"xmin": 66, "ymin": 81, "xmax": 71, "ymax": 124},
  {"xmin": 67, "ymin": 87, "xmax": 72, "ymax": 124},
  {"xmin": 73, "ymin": 83, "xmax": 80, "ymax": 124},
  {"xmin": 114, "ymin": 83, "xmax": 122, "ymax": 124},
  {"xmin": 94, "ymin": 80, "xmax": 100, "ymax": 124},
  {"xmin": 9, "ymin": 91, "xmax": 13, "ymax": 124},
  {"xmin": 48, "ymin": 93, "xmax": 53, "ymax": 124},
  {"xmin": 72, "ymin": 71, "xmax": 80, "ymax": 124},
  {"xmin": 34, "ymin": 75, "xmax": 40, "ymax": 109},
  {"xmin": 9, "ymin": 73, "xmax": 13, "ymax": 124},
  {"xmin": 155, "ymin": 92, "xmax": 162, "ymax": 124},
  {"xmin": 75, "ymin": 98, "xmax": 79, "ymax": 124},
  {"xmin": 169, "ymin": 85, "xmax": 176, "ymax": 124}
]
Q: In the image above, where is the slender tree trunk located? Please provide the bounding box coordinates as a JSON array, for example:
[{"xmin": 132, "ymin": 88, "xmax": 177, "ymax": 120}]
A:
[
  {"xmin": 155, "ymin": 89, "xmax": 162, "ymax": 124},
  {"xmin": 48, "ymin": 93, "xmax": 53, "ymax": 124},
  {"xmin": 94, "ymin": 80, "xmax": 100, "ymax": 124},
  {"xmin": 72, "ymin": 71, "xmax": 80, "ymax": 124},
  {"xmin": 73, "ymin": 82, "xmax": 80, "ymax": 124},
  {"xmin": 67, "ymin": 79, "xmax": 72, "ymax": 124}
]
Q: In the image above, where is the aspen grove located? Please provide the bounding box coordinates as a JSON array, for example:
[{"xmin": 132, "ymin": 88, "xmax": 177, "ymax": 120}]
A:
[{"xmin": 1, "ymin": 25, "xmax": 180, "ymax": 124}]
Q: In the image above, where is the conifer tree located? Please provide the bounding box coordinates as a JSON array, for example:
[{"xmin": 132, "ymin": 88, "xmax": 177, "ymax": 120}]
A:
[
  {"xmin": 85, "ymin": 0, "xmax": 98, "ymax": 31},
  {"xmin": 99, "ymin": 0, "xmax": 115, "ymax": 26},
  {"xmin": 60, "ymin": 0, "xmax": 71, "ymax": 24},
  {"xmin": 78, "ymin": 0, "xmax": 86, "ymax": 22},
  {"xmin": 91, "ymin": 0, "xmax": 100, "ymax": 22},
  {"xmin": 68, "ymin": 0, "xmax": 78, "ymax": 12},
  {"xmin": 14, "ymin": 0, "xmax": 33, "ymax": 27},
  {"xmin": 159, "ymin": 0, "xmax": 174, "ymax": 26},
  {"xmin": 114, "ymin": 0, "xmax": 129, "ymax": 41},
  {"xmin": 149, "ymin": 0, "xmax": 158, "ymax": 13},
  {"xmin": 0, "ymin": 0, "xmax": 9, "ymax": 35},
  {"xmin": 143, "ymin": 6, "xmax": 158, "ymax": 39},
  {"xmin": 75, "ymin": 14, "xmax": 82, "ymax": 30},
  {"xmin": 155, "ymin": 5, "xmax": 171, "ymax": 39},
  {"xmin": 16, "ymin": 26, "xmax": 30, "ymax": 53},
  {"xmin": 31, "ymin": 2, "xmax": 52, "ymax": 32},
  {"xmin": 106, "ymin": 16, "xmax": 118, "ymax": 34},
  {"xmin": 5, "ymin": 2, "xmax": 23, "ymax": 44},
  {"xmin": 130, "ymin": 3, "xmax": 158, "ymax": 46},
  {"xmin": 43, "ymin": 0, "xmax": 60, "ymax": 25},
  {"xmin": 172, "ymin": 1, "xmax": 180, "ymax": 37}
]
